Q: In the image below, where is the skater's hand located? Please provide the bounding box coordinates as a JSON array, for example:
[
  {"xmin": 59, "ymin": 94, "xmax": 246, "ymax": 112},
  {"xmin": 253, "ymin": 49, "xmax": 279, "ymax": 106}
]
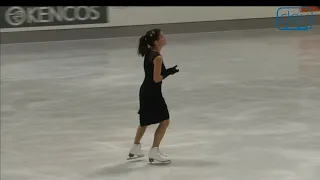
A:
[
  {"xmin": 167, "ymin": 65, "xmax": 179, "ymax": 75},
  {"xmin": 161, "ymin": 65, "xmax": 179, "ymax": 80}
]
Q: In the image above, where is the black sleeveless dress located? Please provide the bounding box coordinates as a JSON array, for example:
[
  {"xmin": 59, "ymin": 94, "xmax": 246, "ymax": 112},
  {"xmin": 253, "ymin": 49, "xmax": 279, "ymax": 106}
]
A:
[{"xmin": 138, "ymin": 51, "xmax": 169, "ymax": 126}]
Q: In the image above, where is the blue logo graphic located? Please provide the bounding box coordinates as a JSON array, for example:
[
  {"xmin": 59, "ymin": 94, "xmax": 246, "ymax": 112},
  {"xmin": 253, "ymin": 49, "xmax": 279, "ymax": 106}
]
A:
[{"xmin": 276, "ymin": 7, "xmax": 314, "ymax": 31}]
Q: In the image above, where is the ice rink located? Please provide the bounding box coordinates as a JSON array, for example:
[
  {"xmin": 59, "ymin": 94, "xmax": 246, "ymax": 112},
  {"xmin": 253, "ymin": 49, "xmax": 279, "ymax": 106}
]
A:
[{"xmin": 1, "ymin": 28, "xmax": 320, "ymax": 180}]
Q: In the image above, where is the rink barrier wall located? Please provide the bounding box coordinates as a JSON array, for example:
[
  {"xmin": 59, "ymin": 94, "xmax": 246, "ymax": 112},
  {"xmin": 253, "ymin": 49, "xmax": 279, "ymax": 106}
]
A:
[
  {"xmin": 1, "ymin": 7, "xmax": 320, "ymax": 44},
  {"xmin": 2, "ymin": 6, "xmax": 319, "ymax": 32},
  {"xmin": 1, "ymin": 16, "xmax": 320, "ymax": 44},
  {"xmin": 0, "ymin": 6, "xmax": 285, "ymax": 32}
]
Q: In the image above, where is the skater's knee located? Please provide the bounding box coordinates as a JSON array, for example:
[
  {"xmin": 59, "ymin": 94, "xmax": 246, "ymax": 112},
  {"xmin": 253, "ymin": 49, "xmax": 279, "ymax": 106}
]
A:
[{"xmin": 160, "ymin": 119, "xmax": 170, "ymax": 128}]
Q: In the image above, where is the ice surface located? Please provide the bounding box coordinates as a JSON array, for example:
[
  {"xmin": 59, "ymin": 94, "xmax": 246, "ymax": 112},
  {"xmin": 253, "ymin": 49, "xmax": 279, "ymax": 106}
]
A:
[{"xmin": 1, "ymin": 28, "xmax": 320, "ymax": 180}]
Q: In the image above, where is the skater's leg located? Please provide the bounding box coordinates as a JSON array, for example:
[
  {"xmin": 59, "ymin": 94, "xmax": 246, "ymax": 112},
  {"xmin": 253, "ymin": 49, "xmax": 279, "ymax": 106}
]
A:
[
  {"xmin": 134, "ymin": 125, "xmax": 147, "ymax": 144},
  {"xmin": 148, "ymin": 120, "xmax": 171, "ymax": 163},
  {"xmin": 128, "ymin": 126, "xmax": 147, "ymax": 159},
  {"xmin": 152, "ymin": 120, "xmax": 169, "ymax": 147}
]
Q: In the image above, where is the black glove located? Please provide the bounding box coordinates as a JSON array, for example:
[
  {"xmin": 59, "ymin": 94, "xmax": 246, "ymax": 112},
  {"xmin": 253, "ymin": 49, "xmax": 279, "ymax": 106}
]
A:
[{"xmin": 162, "ymin": 65, "xmax": 179, "ymax": 79}]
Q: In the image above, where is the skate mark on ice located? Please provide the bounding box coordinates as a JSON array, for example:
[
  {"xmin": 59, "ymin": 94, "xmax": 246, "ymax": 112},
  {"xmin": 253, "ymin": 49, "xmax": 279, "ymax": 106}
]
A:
[
  {"xmin": 95, "ymin": 142, "xmax": 123, "ymax": 150},
  {"xmin": 92, "ymin": 160, "xmax": 148, "ymax": 176}
]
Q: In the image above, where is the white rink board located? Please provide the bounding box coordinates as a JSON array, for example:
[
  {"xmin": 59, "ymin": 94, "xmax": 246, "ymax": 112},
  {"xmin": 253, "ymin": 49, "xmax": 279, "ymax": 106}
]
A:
[
  {"xmin": 108, "ymin": 6, "xmax": 278, "ymax": 26},
  {"xmin": 1, "ymin": 6, "xmax": 318, "ymax": 32}
]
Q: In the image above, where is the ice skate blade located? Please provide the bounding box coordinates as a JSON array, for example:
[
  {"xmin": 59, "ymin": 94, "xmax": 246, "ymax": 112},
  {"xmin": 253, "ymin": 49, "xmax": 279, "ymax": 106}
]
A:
[
  {"xmin": 149, "ymin": 158, "xmax": 171, "ymax": 164},
  {"xmin": 127, "ymin": 154, "xmax": 144, "ymax": 160}
]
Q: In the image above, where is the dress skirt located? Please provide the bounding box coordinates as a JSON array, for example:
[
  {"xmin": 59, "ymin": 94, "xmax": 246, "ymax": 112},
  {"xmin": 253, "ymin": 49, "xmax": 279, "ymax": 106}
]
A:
[{"xmin": 138, "ymin": 85, "xmax": 170, "ymax": 126}]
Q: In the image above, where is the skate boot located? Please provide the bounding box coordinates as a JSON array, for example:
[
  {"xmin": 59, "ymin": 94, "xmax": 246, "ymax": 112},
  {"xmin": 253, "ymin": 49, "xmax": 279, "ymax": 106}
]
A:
[
  {"xmin": 148, "ymin": 147, "xmax": 171, "ymax": 163},
  {"xmin": 127, "ymin": 143, "xmax": 144, "ymax": 160}
]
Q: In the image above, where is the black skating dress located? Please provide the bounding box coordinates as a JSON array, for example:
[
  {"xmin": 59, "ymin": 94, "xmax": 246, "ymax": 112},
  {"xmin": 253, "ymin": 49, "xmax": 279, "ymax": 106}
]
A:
[{"xmin": 138, "ymin": 51, "xmax": 169, "ymax": 126}]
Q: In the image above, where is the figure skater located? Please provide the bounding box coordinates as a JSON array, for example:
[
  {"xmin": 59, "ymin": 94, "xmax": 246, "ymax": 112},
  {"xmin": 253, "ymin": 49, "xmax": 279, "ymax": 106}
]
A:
[{"xmin": 128, "ymin": 29, "xmax": 179, "ymax": 163}]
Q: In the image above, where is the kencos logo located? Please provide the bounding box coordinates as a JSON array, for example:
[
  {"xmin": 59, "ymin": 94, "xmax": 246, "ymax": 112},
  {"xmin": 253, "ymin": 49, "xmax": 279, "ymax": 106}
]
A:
[
  {"xmin": 5, "ymin": 6, "xmax": 25, "ymax": 26},
  {"xmin": 1, "ymin": 6, "xmax": 108, "ymax": 28}
]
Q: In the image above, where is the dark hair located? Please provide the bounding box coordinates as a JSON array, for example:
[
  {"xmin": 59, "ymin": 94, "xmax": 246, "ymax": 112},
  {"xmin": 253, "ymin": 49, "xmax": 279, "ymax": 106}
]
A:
[{"xmin": 137, "ymin": 29, "xmax": 162, "ymax": 57}]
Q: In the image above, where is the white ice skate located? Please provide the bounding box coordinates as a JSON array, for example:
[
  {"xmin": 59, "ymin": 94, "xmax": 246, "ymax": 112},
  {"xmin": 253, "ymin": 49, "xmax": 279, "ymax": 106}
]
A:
[
  {"xmin": 148, "ymin": 147, "xmax": 171, "ymax": 163},
  {"xmin": 127, "ymin": 143, "xmax": 144, "ymax": 160}
]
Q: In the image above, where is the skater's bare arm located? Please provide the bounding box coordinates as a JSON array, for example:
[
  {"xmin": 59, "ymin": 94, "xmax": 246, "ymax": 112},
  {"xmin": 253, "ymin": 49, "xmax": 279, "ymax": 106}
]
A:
[{"xmin": 153, "ymin": 56, "xmax": 164, "ymax": 83}]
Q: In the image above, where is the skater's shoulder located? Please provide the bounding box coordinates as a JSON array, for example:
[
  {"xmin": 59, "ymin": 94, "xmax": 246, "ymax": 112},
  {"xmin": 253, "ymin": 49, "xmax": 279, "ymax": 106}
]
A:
[
  {"xmin": 149, "ymin": 50, "xmax": 161, "ymax": 58},
  {"xmin": 145, "ymin": 51, "xmax": 162, "ymax": 63}
]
